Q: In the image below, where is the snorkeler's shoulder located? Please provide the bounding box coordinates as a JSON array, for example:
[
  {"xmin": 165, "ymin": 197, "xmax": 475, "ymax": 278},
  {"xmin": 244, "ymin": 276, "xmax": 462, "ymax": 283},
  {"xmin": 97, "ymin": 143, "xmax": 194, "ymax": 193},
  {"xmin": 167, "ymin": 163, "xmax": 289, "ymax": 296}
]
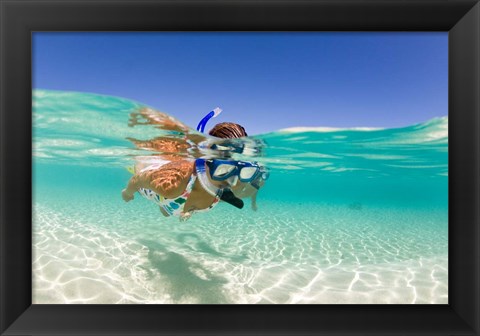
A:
[
  {"xmin": 147, "ymin": 159, "xmax": 195, "ymax": 199},
  {"xmin": 159, "ymin": 159, "xmax": 195, "ymax": 174}
]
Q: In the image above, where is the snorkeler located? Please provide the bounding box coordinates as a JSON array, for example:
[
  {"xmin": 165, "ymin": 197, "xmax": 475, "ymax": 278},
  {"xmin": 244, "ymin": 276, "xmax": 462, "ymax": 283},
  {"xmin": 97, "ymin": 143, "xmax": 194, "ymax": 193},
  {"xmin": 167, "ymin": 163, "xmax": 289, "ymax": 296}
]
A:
[{"xmin": 122, "ymin": 108, "xmax": 269, "ymax": 221}]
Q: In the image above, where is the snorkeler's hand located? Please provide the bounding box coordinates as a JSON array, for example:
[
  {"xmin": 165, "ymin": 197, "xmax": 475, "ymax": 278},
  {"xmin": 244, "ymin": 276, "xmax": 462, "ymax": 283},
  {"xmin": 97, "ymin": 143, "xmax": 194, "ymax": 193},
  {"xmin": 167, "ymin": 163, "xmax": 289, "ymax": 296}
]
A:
[
  {"xmin": 179, "ymin": 211, "xmax": 192, "ymax": 222},
  {"xmin": 122, "ymin": 189, "xmax": 134, "ymax": 202}
]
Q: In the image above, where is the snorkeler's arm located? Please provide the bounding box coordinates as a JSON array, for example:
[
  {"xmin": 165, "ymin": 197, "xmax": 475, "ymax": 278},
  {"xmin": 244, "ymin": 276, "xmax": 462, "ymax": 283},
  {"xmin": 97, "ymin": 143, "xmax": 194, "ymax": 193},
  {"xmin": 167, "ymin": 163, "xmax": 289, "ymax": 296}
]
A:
[
  {"xmin": 231, "ymin": 183, "xmax": 260, "ymax": 211},
  {"xmin": 122, "ymin": 173, "xmax": 150, "ymax": 202},
  {"xmin": 122, "ymin": 160, "xmax": 195, "ymax": 202},
  {"xmin": 251, "ymin": 191, "xmax": 258, "ymax": 211}
]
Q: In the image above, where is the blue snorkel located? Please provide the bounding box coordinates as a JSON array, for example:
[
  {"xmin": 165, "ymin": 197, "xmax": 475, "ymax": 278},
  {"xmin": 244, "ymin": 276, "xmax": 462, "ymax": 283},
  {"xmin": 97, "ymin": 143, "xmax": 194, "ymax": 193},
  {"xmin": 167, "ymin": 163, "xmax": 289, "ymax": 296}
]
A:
[{"xmin": 196, "ymin": 107, "xmax": 222, "ymax": 133}]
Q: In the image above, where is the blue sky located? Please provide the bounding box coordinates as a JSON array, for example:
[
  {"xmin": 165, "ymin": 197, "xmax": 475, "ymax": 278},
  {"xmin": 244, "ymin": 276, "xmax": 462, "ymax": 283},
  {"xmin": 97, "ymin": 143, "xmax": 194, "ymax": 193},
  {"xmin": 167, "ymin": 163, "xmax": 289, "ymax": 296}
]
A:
[{"xmin": 33, "ymin": 32, "xmax": 447, "ymax": 135}]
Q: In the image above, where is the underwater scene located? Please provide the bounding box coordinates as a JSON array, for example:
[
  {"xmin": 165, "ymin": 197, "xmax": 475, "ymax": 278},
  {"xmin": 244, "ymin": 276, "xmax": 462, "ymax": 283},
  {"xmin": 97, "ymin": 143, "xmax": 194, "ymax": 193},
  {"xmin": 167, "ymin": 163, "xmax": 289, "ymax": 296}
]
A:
[{"xmin": 32, "ymin": 89, "xmax": 448, "ymax": 304}]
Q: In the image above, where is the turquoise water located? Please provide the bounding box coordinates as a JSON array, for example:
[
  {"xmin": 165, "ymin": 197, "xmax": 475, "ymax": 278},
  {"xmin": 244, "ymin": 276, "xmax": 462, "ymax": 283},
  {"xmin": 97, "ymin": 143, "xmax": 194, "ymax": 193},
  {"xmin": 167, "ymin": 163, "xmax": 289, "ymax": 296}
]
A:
[{"xmin": 32, "ymin": 90, "xmax": 448, "ymax": 304}]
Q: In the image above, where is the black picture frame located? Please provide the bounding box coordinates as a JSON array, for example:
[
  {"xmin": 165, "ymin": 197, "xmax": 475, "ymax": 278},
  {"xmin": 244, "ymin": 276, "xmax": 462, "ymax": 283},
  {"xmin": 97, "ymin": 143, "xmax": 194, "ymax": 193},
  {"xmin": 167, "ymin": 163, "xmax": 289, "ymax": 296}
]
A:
[{"xmin": 1, "ymin": 0, "xmax": 479, "ymax": 335}]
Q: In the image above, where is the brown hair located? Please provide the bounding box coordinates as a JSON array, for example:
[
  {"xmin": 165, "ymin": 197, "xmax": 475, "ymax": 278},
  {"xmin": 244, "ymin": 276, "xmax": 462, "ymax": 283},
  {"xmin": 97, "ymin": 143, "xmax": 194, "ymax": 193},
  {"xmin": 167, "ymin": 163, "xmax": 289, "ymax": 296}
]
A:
[{"xmin": 208, "ymin": 122, "xmax": 248, "ymax": 138}]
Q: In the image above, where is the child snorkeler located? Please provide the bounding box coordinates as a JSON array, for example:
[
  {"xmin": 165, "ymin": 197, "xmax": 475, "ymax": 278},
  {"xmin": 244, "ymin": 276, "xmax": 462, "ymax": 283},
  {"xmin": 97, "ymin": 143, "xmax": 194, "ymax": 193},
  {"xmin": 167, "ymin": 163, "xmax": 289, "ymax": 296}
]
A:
[{"xmin": 122, "ymin": 108, "xmax": 269, "ymax": 221}]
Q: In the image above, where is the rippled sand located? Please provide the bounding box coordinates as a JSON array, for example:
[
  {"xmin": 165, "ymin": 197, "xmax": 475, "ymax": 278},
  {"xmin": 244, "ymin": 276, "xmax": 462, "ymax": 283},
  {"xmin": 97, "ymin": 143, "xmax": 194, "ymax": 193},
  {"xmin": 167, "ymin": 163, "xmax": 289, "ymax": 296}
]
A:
[{"xmin": 33, "ymin": 195, "xmax": 448, "ymax": 304}]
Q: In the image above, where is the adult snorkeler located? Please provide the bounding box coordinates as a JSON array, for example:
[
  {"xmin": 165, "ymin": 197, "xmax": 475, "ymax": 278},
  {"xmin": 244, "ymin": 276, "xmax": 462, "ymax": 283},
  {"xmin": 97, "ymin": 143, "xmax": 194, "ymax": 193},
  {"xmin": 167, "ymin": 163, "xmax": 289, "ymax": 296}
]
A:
[{"xmin": 122, "ymin": 107, "xmax": 269, "ymax": 221}]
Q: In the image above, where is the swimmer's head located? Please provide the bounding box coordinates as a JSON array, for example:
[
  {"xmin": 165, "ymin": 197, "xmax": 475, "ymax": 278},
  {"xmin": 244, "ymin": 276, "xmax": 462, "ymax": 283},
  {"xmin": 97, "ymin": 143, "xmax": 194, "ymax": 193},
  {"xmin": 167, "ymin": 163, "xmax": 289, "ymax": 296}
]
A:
[{"xmin": 209, "ymin": 122, "xmax": 248, "ymax": 139}]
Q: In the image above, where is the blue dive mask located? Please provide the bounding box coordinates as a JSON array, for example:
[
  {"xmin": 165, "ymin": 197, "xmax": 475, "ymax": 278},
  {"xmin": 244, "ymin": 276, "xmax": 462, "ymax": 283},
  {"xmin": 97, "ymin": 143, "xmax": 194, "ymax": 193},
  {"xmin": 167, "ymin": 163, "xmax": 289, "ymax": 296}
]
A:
[
  {"xmin": 195, "ymin": 158, "xmax": 244, "ymax": 209},
  {"xmin": 206, "ymin": 159, "xmax": 269, "ymax": 183}
]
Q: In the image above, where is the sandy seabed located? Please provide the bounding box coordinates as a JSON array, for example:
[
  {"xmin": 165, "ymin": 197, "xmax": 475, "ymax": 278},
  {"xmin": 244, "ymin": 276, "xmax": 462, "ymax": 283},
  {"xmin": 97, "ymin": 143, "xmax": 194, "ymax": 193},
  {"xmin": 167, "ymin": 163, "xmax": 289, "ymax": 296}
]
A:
[{"xmin": 32, "ymin": 199, "xmax": 448, "ymax": 304}]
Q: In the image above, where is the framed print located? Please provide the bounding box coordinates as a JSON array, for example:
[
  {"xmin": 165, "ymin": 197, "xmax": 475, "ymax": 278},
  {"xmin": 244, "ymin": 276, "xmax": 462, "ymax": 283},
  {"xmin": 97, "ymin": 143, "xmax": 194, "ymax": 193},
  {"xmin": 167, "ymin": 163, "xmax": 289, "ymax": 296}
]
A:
[{"xmin": 1, "ymin": 0, "xmax": 479, "ymax": 335}]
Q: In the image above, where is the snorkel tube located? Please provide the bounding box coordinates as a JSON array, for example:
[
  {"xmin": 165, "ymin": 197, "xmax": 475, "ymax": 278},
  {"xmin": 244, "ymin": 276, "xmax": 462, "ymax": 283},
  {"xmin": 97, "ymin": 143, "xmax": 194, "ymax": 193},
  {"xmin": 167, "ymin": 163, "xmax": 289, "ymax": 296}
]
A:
[
  {"xmin": 219, "ymin": 189, "xmax": 244, "ymax": 209},
  {"xmin": 196, "ymin": 107, "xmax": 222, "ymax": 133}
]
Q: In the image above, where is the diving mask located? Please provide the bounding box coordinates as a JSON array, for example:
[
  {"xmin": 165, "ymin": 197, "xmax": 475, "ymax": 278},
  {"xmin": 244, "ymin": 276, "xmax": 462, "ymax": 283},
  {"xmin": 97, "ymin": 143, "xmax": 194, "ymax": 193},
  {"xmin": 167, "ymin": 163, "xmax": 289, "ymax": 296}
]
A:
[
  {"xmin": 205, "ymin": 159, "xmax": 266, "ymax": 183},
  {"xmin": 195, "ymin": 158, "xmax": 244, "ymax": 209}
]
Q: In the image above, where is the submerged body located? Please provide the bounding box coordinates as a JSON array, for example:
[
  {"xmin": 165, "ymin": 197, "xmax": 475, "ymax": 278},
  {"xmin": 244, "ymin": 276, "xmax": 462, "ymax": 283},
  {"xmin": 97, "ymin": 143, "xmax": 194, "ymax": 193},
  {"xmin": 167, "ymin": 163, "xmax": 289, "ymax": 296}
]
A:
[
  {"xmin": 123, "ymin": 159, "xmax": 218, "ymax": 220},
  {"xmin": 122, "ymin": 156, "xmax": 267, "ymax": 220}
]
